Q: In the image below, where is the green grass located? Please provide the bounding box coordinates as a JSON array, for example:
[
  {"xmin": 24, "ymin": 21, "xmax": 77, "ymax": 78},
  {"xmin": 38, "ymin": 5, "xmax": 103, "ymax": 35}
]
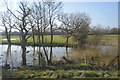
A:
[
  {"xmin": 2, "ymin": 62, "xmax": 119, "ymax": 78},
  {"xmin": 2, "ymin": 69, "xmax": 119, "ymax": 78},
  {"xmin": 2, "ymin": 35, "xmax": 118, "ymax": 46},
  {"xmin": 87, "ymin": 35, "xmax": 118, "ymax": 45},
  {"xmin": 26, "ymin": 35, "xmax": 75, "ymax": 44}
]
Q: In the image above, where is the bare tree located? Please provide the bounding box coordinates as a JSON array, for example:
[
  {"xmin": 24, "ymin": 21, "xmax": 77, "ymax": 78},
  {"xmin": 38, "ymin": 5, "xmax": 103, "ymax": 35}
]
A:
[
  {"xmin": 28, "ymin": 14, "xmax": 36, "ymax": 45},
  {"xmin": 1, "ymin": 11, "xmax": 14, "ymax": 44},
  {"xmin": 31, "ymin": 1, "xmax": 48, "ymax": 67},
  {"xmin": 44, "ymin": 1, "xmax": 62, "ymax": 64},
  {"xmin": 6, "ymin": 2, "xmax": 33, "ymax": 65},
  {"xmin": 40, "ymin": 2, "xmax": 49, "ymax": 65},
  {"xmin": 72, "ymin": 13, "xmax": 91, "ymax": 47},
  {"xmin": 58, "ymin": 13, "xmax": 90, "ymax": 47},
  {"xmin": 58, "ymin": 13, "xmax": 74, "ymax": 46},
  {"xmin": 32, "ymin": 1, "xmax": 62, "ymax": 65},
  {"xmin": 32, "ymin": 2, "xmax": 43, "ymax": 44}
]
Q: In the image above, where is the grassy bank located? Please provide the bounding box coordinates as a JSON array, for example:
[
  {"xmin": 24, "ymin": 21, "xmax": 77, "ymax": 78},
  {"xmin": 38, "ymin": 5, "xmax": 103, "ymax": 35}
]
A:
[
  {"xmin": 2, "ymin": 69, "xmax": 119, "ymax": 79},
  {"xmin": 2, "ymin": 63, "xmax": 119, "ymax": 79},
  {"xmin": 2, "ymin": 35, "xmax": 118, "ymax": 46}
]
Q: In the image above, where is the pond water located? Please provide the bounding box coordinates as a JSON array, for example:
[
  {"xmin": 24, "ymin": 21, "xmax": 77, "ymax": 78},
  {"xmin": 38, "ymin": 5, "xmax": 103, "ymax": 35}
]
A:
[{"xmin": 0, "ymin": 45, "xmax": 118, "ymax": 67}]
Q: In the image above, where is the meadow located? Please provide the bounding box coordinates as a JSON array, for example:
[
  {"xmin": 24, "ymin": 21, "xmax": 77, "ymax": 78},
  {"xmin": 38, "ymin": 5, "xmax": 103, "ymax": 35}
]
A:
[{"xmin": 2, "ymin": 35, "xmax": 118, "ymax": 46}]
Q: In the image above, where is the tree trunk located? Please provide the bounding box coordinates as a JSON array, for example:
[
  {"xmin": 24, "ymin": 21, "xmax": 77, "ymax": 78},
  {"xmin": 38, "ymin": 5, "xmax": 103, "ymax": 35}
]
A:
[
  {"xmin": 8, "ymin": 44, "xmax": 13, "ymax": 69},
  {"xmin": 21, "ymin": 45, "xmax": 26, "ymax": 65},
  {"xmin": 66, "ymin": 46, "xmax": 68, "ymax": 58},
  {"xmin": 33, "ymin": 46, "xmax": 35, "ymax": 66},
  {"xmin": 21, "ymin": 35, "xmax": 27, "ymax": 65},
  {"xmin": 38, "ymin": 33, "xmax": 41, "ymax": 44},
  {"xmin": 49, "ymin": 24, "xmax": 53, "ymax": 64},
  {"xmin": 42, "ymin": 28, "xmax": 49, "ymax": 64},
  {"xmin": 49, "ymin": 46, "xmax": 53, "ymax": 64},
  {"xmin": 32, "ymin": 31, "xmax": 35, "ymax": 66},
  {"xmin": 83, "ymin": 51, "xmax": 87, "ymax": 65},
  {"xmin": 32, "ymin": 29, "xmax": 35, "ymax": 45},
  {"xmin": 37, "ymin": 21, "xmax": 41, "ymax": 44},
  {"xmin": 43, "ymin": 47, "xmax": 49, "ymax": 64},
  {"xmin": 5, "ymin": 44, "xmax": 11, "ymax": 65},
  {"xmin": 5, "ymin": 27, "xmax": 11, "ymax": 44},
  {"xmin": 66, "ymin": 37, "xmax": 69, "ymax": 47},
  {"xmin": 38, "ymin": 47, "xmax": 41, "ymax": 67},
  {"xmin": 41, "ymin": 34, "xmax": 44, "ymax": 43},
  {"xmin": 42, "ymin": 29, "xmax": 49, "ymax": 63},
  {"xmin": 37, "ymin": 23, "xmax": 42, "ymax": 67}
]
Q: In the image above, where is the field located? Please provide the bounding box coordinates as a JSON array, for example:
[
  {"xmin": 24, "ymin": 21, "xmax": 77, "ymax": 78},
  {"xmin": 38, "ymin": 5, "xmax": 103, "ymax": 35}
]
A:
[{"xmin": 2, "ymin": 35, "xmax": 118, "ymax": 46}]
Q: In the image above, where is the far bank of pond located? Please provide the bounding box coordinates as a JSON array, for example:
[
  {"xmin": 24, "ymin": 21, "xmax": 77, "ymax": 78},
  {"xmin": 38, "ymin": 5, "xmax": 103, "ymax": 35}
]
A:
[{"xmin": 1, "ymin": 34, "xmax": 119, "ymax": 46}]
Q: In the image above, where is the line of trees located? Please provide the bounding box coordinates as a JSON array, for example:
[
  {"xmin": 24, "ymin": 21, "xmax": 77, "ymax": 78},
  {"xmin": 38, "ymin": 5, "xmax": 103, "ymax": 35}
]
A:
[
  {"xmin": 1, "ymin": 1, "xmax": 91, "ymax": 66},
  {"xmin": 90, "ymin": 25, "xmax": 120, "ymax": 35}
]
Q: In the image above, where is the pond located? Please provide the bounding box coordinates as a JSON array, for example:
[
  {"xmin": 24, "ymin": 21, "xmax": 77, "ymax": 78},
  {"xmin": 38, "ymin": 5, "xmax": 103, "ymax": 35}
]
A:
[{"xmin": 0, "ymin": 45, "xmax": 118, "ymax": 67}]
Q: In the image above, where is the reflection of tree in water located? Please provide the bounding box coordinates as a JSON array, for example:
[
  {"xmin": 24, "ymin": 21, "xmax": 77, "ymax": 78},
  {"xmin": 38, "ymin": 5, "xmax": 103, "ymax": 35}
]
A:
[
  {"xmin": 36, "ymin": 46, "xmax": 46, "ymax": 68},
  {"xmin": 32, "ymin": 46, "xmax": 35, "ymax": 66},
  {"xmin": 65, "ymin": 47, "xmax": 69, "ymax": 58},
  {"xmin": 5, "ymin": 44, "xmax": 13, "ymax": 69}
]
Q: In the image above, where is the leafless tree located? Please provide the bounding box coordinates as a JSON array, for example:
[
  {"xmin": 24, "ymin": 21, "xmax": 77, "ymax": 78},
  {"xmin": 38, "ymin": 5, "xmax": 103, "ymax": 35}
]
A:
[
  {"xmin": 58, "ymin": 13, "xmax": 74, "ymax": 46},
  {"xmin": 28, "ymin": 14, "xmax": 36, "ymax": 45},
  {"xmin": 58, "ymin": 13, "xmax": 91, "ymax": 47},
  {"xmin": 1, "ymin": 11, "xmax": 14, "ymax": 44},
  {"xmin": 32, "ymin": 1, "xmax": 62, "ymax": 65},
  {"xmin": 6, "ymin": 2, "xmax": 33, "ymax": 65},
  {"xmin": 44, "ymin": 1, "xmax": 62, "ymax": 64},
  {"xmin": 31, "ymin": 1, "xmax": 48, "ymax": 67},
  {"xmin": 32, "ymin": 2, "xmax": 43, "ymax": 44},
  {"xmin": 72, "ymin": 13, "xmax": 91, "ymax": 47}
]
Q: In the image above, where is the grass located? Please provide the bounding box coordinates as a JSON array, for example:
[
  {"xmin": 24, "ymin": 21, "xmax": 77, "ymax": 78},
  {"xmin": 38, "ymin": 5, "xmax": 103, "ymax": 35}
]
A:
[
  {"xmin": 2, "ymin": 35, "xmax": 118, "ymax": 44},
  {"xmin": 2, "ymin": 35, "xmax": 75, "ymax": 44},
  {"xmin": 2, "ymin": 35, "xmax": 119, "ymax": 47},
  {"xmin": 27, "ymin": 35, "xmax": 75, "ymax": 45},
  {"xmin": 2, "ymin": 61, "xmax": 119, "ymax": 79},
  {"xmin": 2, "ymin": 69, "xmax": 119, "ymax": 79},
  {"xmin": 87, "ymin": 35, "xmax": 118, "ymax": 45},
  {"xmin": 2, "ymin": 62, "xmax": 119, "ymax": 79}
]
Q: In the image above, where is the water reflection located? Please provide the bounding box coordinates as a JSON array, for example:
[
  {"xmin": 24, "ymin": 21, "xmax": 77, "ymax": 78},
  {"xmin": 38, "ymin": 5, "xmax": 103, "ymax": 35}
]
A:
[
  {"xmin": 70, "ymin": 46, "xmax": 118, "ymax": 66},
  {"xmin": 0, "ymin": 45, "xmax": 118, "ymax": 67},
  {"xmin": 5, "ymin": 45, "xmax": 13, "ymax": 68}
]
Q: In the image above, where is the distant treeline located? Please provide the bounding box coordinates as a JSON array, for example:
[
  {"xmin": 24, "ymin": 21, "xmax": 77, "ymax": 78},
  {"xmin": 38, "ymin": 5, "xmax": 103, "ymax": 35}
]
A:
[{"xmin": 1, "ymin": 27, "xmax": 119, "ymax": 35}]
